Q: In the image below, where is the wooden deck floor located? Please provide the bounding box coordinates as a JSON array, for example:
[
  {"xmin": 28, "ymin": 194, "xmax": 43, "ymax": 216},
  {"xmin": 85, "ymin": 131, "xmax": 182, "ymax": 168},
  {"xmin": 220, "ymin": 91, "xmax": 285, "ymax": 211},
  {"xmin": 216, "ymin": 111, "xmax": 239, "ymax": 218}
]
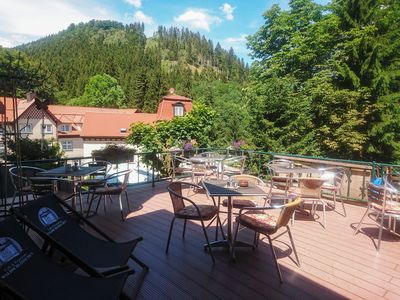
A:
[{"xmin": 89, "ymin": 181, "xmax": 400, "ymax": 300}]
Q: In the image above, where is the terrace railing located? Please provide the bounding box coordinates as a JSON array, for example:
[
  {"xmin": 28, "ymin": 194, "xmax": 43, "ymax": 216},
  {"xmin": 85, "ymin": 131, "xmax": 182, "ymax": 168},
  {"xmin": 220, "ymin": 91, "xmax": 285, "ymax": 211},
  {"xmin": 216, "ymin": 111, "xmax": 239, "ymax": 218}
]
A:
[{"xmin": 1, "ymin": 149, "xmax": 399, "ymax": 204}]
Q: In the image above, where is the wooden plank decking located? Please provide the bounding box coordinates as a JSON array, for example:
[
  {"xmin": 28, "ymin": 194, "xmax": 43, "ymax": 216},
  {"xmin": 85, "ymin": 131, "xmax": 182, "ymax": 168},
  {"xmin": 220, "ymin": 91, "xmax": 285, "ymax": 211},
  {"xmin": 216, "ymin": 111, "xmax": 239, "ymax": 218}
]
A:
[{"xmin": 89, "ymin": 181, "xmax": 400, "ymax": 300}]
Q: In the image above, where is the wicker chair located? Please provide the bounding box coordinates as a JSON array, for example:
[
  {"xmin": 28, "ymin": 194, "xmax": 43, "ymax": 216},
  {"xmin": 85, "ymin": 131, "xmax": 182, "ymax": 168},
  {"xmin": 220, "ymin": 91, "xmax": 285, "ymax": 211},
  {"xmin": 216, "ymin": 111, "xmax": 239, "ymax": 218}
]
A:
[
  {"xmin": 296, "ymin": 177, "xmax": 327, "ymax": 228},
  {"xmin": 233, "ymin": 197, "xmax": 302, "ymax": 283},
  {"xmin": 166, "ymin": 181, "xmax": 223, "ymax": 263},
  {"xmin": 221, "ymin": 174, "xmax": 267, "ymax": 209}
]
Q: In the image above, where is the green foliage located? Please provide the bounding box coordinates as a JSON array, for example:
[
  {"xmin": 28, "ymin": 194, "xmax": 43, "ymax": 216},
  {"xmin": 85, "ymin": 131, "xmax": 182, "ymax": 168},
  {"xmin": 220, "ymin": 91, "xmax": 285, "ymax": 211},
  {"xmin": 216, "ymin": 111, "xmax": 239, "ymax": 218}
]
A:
[
  {"xmin": 91, "ymin": 144, "xmax": 136, "ymax": 163},
  {"xmin": 246, "ymin": 0, "xmax": 400, "ymax": 163},
  {"xmin": 4, "ymin": 138, "xmax": 63, "ymax": 161},
  {"xmin": 192, "ymin": 80, "xmax": 252, "ymax": 146},
  {"xmin": 0, "ymin": 48, "xmax": 55, "ymax": 100},
  {"xmin": 18, "ymin": 20, "xmax": 247, "ymax": 112},
  {"xmin": 78, "ymin": 74, "xmax": 126, "ymax": 108},
  {"xmin": 127, "ymin": 103, "xmax": 216, "ymax": 152}
]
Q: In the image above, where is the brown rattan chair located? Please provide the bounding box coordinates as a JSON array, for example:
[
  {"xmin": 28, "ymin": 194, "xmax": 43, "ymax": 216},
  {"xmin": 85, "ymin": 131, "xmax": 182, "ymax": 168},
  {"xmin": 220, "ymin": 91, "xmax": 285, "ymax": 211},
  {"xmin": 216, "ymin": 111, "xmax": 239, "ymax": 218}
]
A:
[
  {"xmin": 354, "ymin": 177, "xmax": 400, "ymax": 252},
  {"xmin": 296, "ymin": 177, "xmax": 327, "ymax": 228},
  {"xmin": 233, "ymin": 197, "xmax": 302, "ymax": 283},
  {"xmin": 221, "ymin": 174, "xmax": 267, "ymax": 209},
  {"xmin": 166, "ymin": 181, "xmax": 224, "ymax": 263}
]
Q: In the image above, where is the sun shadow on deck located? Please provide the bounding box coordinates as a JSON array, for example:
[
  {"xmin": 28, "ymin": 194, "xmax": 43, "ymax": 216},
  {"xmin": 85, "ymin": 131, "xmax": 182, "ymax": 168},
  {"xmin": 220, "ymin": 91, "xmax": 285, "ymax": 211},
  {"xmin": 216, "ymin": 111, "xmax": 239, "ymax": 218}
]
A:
[{"xmin": 84, "ymin": 181, "xmax": 400, "ymax": 299}]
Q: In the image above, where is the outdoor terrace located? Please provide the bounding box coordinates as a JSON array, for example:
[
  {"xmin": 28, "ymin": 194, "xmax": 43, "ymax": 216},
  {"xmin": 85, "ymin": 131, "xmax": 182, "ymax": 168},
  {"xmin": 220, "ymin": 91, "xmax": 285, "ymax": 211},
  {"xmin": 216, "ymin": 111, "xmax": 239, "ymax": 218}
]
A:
[{"xmin": 91, "ymin": 180, "xmax": 400, "ymax": 300}]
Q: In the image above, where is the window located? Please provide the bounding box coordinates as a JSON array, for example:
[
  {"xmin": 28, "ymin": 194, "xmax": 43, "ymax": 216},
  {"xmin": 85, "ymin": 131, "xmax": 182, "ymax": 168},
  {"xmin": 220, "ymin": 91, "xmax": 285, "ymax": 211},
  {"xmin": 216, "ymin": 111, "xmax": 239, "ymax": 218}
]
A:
[
  {"xmin": 173, "ymin": 103, "xmax": 184, "ymax": 117},
  {"xmin": 42, "ymin": 124, "xmax": 52, "ymax": 134},
  {"xmin": 61, "ymin": 141, "xmax": 73, "ymax": 151},
  {"xmin": 59, "ymin": 124, "xmax": 70, "ymax": 132},
  {"xmin": 19, "ymin": 124, "xmax": 33, "ymax": 133}
]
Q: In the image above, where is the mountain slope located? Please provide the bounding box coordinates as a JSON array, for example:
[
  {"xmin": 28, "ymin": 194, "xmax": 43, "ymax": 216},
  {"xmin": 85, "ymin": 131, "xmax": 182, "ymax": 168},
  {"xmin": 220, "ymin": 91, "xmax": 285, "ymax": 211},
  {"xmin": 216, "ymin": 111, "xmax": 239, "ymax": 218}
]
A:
[{"xmin": 19, "ymin": 20, "xmax": 248, "ymax": 112}]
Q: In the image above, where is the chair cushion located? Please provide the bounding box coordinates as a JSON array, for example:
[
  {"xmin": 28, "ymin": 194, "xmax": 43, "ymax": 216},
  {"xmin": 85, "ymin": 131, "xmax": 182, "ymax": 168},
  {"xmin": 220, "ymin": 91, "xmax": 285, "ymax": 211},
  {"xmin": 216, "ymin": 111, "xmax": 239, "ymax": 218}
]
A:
[
  {"xmin": 238, "ymin": 211, "xmax": 278, "ymax": 234},
  {"xmin": 94, "ymin": 186, "xmax": 123, "ymax": 195},
  {"xmin": 222, "ymin": 198, "xmax": 257, "ymax": 208},
  {"xmin": 21, "ymin": 185, "xmax": 32, "ymax": 192},
  {"xmin": 81, "ymin": 178, "xmax": 103, "ymax": 187},
  {"xmin": 54, "ymin": 191, "xmax": 75, "ymax": 202},
  {"xmin": 371, "ymin": 200, "xmax": 400, "ymax": 215},
  {"xmin": 175, "ymin": 167, "xmax": 191, "ymax": 174},
  {"xmin": 321, "ymin": 183, "xmax": 337, "ymax": 191},
  {"xmin": 176, "ymin": 204, "xmax": 218, "ymax": 220}
]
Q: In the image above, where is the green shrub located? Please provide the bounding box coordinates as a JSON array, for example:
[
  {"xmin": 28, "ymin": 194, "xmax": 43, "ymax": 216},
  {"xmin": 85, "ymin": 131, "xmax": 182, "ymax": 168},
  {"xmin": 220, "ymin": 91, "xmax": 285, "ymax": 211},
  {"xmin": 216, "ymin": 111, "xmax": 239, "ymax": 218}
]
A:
[{"xmin": 91, "ymin": 144, "xmax": 135, "ymax": 163}]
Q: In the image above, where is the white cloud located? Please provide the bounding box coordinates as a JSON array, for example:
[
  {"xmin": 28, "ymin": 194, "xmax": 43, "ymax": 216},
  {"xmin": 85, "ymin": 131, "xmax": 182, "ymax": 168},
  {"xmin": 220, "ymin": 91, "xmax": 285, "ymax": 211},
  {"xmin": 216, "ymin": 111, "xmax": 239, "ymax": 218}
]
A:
[
  {"xmin": 0, "ymin": 0, "xmax": 113, "ymax": 47},
  {"xmin": 124, "ymin": 0, "xmax": 142, "ymax": 9},
  {"xmin": 133, "ymin": 11, "xmax": 154, "ymax": 25},
  {"xmin": 220, "ymin": 3, "xmax": 235, "ymax": 21},
  {"xmin": 174, "ymin": 9, "xmax": 221, "ymax": 32},
  {"xmin": 220, "ymin": 34, "xmax": 249, "ymax": 58},
  {"xmin": 225, "ymin": 34, "xmax": 247, "ymax": 43},
  {"xmin": 94, "ymin": 6, "xmax": 109, "ymax": 17},
  {"xmin": 0, "ymin": 36, "xmax": 13, "ymax": 48}
]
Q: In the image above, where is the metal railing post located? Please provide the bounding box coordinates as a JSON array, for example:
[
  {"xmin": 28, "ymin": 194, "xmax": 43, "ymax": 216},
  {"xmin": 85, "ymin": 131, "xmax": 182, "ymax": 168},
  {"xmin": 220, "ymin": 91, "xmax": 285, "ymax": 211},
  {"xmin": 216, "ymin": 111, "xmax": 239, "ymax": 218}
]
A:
[
  {"xmin": 152, "ymin": 151, "xmax": 155, "ymax": 188},
  {"xmin": 371, "ymin": 161, "xmax": 376, "ymax": 179}
]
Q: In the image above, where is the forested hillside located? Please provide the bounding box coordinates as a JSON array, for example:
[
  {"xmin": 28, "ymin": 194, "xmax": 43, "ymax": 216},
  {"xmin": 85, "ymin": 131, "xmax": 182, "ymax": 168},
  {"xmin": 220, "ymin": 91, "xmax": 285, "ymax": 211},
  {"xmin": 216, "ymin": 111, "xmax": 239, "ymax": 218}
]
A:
[
  {"xmin": 18, "ymin": 20, "xmax": 247, "ymax": 112},
  {"xmin": 3, "ymin": 0, "xmax": 399, "ymax": 163},
  {"xmin": 246, "ymin": 0, "xmax": 400, "ymax": 162}
]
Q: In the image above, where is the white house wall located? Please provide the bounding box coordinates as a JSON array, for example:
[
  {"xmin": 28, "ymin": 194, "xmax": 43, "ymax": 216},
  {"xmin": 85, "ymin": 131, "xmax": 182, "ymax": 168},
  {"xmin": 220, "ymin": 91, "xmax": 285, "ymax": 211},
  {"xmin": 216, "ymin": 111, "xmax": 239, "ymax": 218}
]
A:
[
  {"xmin": 59, "ymin": 137, "xmax": 84, "ymax": 158},
  {"xmin": 18, "ymin": 117, "xmax": 57, "ymax": 140},
  {"xmin": 83, "ymin": 140, "xmax": 127, "ymax": 157}
]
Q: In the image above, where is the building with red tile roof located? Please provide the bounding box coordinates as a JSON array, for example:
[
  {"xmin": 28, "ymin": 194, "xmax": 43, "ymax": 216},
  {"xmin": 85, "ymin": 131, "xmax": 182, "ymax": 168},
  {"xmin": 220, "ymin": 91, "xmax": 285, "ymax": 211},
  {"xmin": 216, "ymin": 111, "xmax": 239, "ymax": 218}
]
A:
[{"xmin": 0, "ymin": 90, "xmax": 192, "ymax": 157}]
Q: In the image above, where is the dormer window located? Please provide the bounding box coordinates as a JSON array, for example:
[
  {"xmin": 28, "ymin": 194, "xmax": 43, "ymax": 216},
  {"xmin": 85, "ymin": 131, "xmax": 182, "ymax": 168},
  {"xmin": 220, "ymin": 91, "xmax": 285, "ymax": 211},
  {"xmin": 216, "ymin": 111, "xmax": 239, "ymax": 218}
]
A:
[
  {"xmin": 173, "ymin": 103, "xmax": 184, "ymax": 117},
  {"xmin": 120, "ymin": 128, "xmax": 127, "ymax": 133},
  {"xmin": 59, "ymin": 124, "xmax": 70, "ymax": 132}
]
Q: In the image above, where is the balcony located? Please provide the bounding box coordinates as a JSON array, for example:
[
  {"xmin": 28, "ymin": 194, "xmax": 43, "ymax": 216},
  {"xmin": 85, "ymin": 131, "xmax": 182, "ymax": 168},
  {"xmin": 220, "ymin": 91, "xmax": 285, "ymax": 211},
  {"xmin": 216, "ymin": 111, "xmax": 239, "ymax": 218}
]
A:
[
  {"xmin": 1, "ymin": 152, "xmax": 399, "ymax": 299},
  {"xmin": 89, "ymin": 180, "xmax": 400, "ymax": 299}
]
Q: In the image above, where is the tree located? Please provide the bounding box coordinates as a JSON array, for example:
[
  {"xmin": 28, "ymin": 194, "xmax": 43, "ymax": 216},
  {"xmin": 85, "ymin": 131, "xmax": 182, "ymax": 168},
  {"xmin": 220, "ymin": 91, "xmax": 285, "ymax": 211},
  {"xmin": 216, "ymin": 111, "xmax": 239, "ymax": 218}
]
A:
[
  {"xmin": 4, "ymin": 138, "xmax": 63, "ymax": 161},
  {"xmin": 80, "ymin": 74, "xmax": 126, "ymax": 108},
  {"xmin": 127, "ymin": 103, "xmax": 217, "ymax": 152},
  {"xmin": 246, "ymin": 0, "xmax": 400, "ymax": 162}
]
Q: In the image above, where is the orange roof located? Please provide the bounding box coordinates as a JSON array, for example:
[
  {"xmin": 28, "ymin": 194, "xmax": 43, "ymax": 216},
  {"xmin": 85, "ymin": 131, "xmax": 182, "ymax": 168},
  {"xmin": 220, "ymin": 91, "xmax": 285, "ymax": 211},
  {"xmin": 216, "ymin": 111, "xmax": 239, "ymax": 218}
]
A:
[
  {"xmin": 80, "ymin": 112, "xmax": 157, "ymax": 138},
  {"xmin": 0, "ymin": 97, "xmax": 32, "ymax": 122},
  {"xmin": 162, "ymin": 94, "xmax": 192, "ymax": 101},
  {"xmin": 48, "ymin": 105, "xmax": 138, "ymax": 124}
]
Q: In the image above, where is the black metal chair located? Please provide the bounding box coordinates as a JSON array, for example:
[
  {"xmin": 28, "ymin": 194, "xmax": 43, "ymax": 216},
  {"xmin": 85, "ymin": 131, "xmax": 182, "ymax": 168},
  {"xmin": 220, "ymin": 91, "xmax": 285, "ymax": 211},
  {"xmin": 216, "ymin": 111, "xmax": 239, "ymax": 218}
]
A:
[
  {"xmin": 79, "ymin": 160, "xmax": 112, "ymax": 200},
  {"xmin": 0, "ymin": 216, "xmax": 128, "ymax": 300},
  {"xmin": 28, "ymin": 176, "xmax": 84, "ymax": 213},
  {"xmin": 8, "ymin": 166, "xmax": 46, "ymax": 206},
  {"xmin": 86, "ymin": 169, "xmax": 133, "ymax": 221},
  {"xmin": 11, "ymin": 194, "xmax": 148, "ymax": 277},
  {"xmin": 166, "ymin": 181, "xmax": 224, "ymax": 264}
]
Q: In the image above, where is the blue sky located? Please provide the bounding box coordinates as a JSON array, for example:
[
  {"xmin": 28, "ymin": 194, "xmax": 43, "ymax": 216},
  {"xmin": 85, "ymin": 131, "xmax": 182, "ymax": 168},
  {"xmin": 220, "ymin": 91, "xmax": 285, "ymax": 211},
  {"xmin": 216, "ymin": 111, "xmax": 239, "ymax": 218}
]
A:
[{"xmin": 0, "ymin": 0, "xmax": 329, "ymax": 63}]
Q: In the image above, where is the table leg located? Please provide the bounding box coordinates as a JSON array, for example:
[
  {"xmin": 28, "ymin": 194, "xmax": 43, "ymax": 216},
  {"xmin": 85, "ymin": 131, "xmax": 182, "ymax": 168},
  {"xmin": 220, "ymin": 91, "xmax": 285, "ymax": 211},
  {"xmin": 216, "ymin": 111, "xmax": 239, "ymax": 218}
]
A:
[{"xmin": 205, "ymin": 195, "xmax": 253, "ymax": 259}]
